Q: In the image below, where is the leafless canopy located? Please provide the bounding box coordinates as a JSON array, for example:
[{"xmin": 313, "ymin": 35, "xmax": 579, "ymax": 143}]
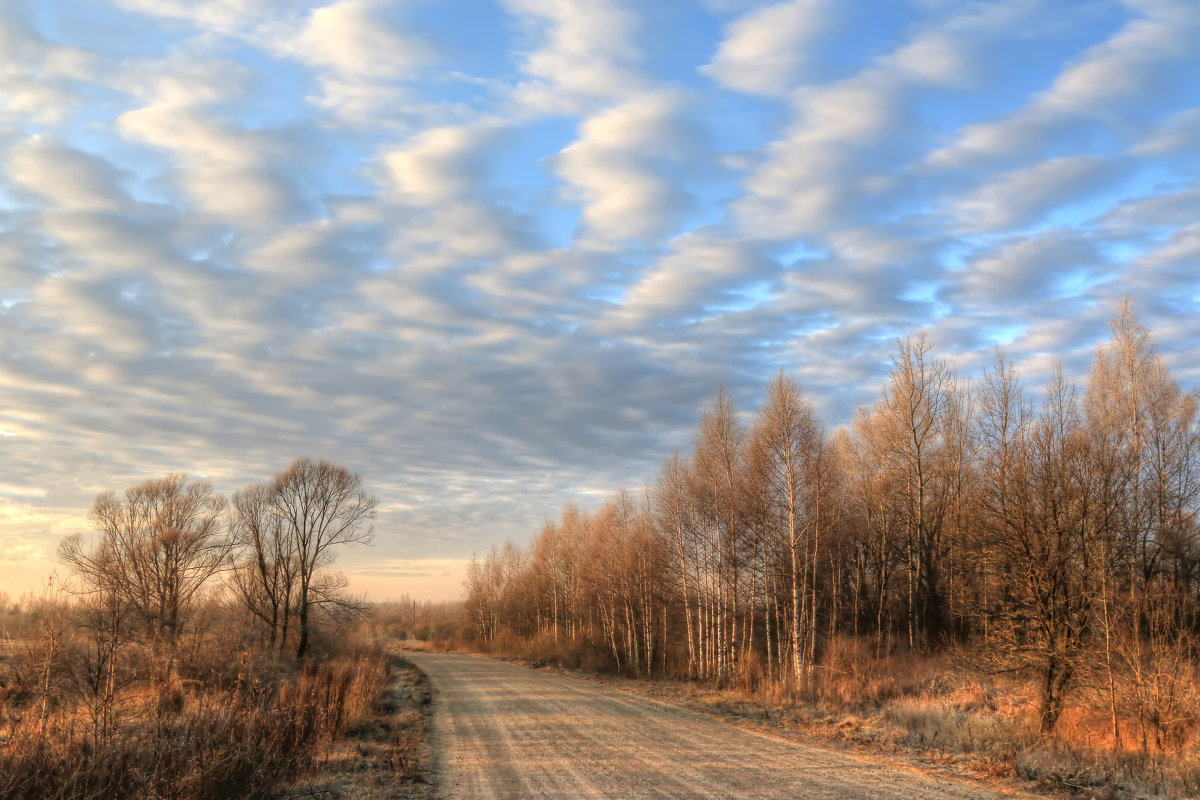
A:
[
  {"xmin": 271, "ymin": 457, "xmax": 377, "ymax": 657},
  {"xmin": 61, "ymin": 474, "xmax": 229, "ymax": 652}
]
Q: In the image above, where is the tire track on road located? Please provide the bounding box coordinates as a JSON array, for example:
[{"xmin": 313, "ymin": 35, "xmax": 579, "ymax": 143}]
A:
[{"xmin": 407, "ymin": 653, "xmax": 1032, "ymax": 800}]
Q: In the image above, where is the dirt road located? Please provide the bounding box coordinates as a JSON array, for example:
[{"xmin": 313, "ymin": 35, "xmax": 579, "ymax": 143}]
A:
[{"xmin": 405, "ymin": 652, "xmax": 1029, "ymax": 800}]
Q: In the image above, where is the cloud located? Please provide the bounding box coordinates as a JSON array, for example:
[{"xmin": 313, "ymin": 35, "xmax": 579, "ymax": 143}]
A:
[
  {"xmin": 1134, "ymin": 107, "xmax": 1200, "ymax": 156},
  {"xmin": 0, "ymin": 224, "xmax": 46, "ymax": 293},
  {"xmin": 112, "ymin": 0, "xmax": 292, "ymax": 34},
  {"xmin": 116, "ymin": 53, "xmax": 253, "ymax": 109},
  {"xmin": 554, "ymin": 90, "xmax": 698, "ymax": 244},
  {"xmin": 885, "ymin": 0, "xmax": 1048, "ymax": 89},
  {"xmin": 952, "ymin": 155, "xmax": 1127, "ymax": 232},
  {"xmin": 0, "ymin": 5, "xmax": 98, "ymax": 128},
  {"xmin": 109, "ymin": 50, "xmax": 320, "ymax": 230},
  {"xmin": 734, "ymin": 69, "xmax": 911, "ymax": 237},
  {"xmin": 116, "ymin": 104, "xmax": 315, "ymax": 229},
  {"xmin": 1100, "ymin": 186, "xmax": 1200, "ymax": 234},
  {"xmin": 116, "ymin": 0, "xmax": 437, "ymax": 127},
  {"xmin": 616, "ymin": 232, "xmax": 777, "ymax": 323},
  {"xmin": 1045, "ymin": 0, "xmax": 1199, "ymax": 113},
  {"xmin": 279, "ymin": 0, "xmax": 436, "ymax": 123},
  {"xmin": 929, "ymin": 0, "xmax": 1200, "ymax": 168},
  {"xmin": 383, "ymin": 123, "xmax": 503, "ymax": 205},
  {"xmin": 732, "ymin": 0, "xmax": 1074, "ymax": 241},
  {"xmin": 8, "ymin": 136, "xmax": 131, "ymax": 211},
  {"xmin": 503, "ymin": 0, "xmax": 643, "ymax": 112},
  {"xmin": 945, "ymin": 232, "xmax": 1107, "ymax": 308},
  {"xmin": 1118, "ymin": 222, "xmax": 1200, "ymax": 312},
  {"xmin": 289, "ymin": 0, "xmax": 433, "ymax": 80},
  {"xmin": 243, "ymin": 217, "xmax": 384, "ymax": 281},
  {"xmin": 701, "ymin": 0, "xmax": 836, "ymax": 95},
  {"xmin": 927, "ymin": 110, "xmax": 1065, "ymax": 169}
]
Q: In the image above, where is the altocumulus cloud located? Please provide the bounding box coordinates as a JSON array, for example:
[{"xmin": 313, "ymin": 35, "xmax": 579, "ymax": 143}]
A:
[{"xmin": 1, "ymin": 0, "xmax": 1199, "ymax": 600}]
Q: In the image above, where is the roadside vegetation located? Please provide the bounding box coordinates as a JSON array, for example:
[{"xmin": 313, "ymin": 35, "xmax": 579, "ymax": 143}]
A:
[
  {"xmin": 299, "ymin": 645, "xmax": 435, "ymax": 800},
  {"xmin": 0, "ymin": 457, "xmax": 408, "ymax": 800},
  {"xmin": 463, "ymin": 301, "xmax": 1200, "ymax": 798}
]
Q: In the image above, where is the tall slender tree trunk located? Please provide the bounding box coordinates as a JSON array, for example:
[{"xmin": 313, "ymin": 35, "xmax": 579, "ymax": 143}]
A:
[
  {"xmin": 791, "ymin": 535, "xmax": 803, "ymax": 683},
  {"xmin": 808, "ymin": 510, "xmax": 819, "ymax": 675}
]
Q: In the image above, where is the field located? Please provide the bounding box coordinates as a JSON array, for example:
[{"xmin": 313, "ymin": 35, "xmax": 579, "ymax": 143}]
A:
[{"xmin": 0, "ymin": 611, "xmax": 431, "ymax": 800}]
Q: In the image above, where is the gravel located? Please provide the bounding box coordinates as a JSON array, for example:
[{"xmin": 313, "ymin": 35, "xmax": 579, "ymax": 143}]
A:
[{"xmin": 405, "ymin": 652, "xmax": 1035, "ymax": 800}]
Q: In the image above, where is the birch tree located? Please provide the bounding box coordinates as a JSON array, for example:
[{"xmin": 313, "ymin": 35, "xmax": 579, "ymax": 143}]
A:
[
  {"xmin": 752, "ymin": 372, "xmax": 824, "ymax": 683},
  {"xmin": 693, "ymin": 388, "xmax": 749, "ymax": 682}
]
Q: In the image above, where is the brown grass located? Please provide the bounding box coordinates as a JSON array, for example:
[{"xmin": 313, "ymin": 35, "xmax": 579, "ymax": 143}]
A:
[
  {"xmin": 0, "ymin": 643, "xmax": 389, "ymax": 800},
  {"xmin": 763, "ymin": 651, "xmax": 1200, "ymax": 798},
  {"xmin": 295, "ymin": 652, "xmax": 435, "ymax": 800}
]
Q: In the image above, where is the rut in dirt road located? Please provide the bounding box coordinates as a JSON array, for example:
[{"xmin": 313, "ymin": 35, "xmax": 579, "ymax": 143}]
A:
[{"xmin": 405, "ymin": 652, "xmax": 1031, "ymax": 800}]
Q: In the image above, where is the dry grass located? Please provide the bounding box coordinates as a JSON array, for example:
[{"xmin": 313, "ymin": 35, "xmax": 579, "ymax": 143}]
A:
[
  {"xmin": 296, "ymin": 652, "xmax": 435, "ymax": 800},
  {"xmin": 0, "ymin": 640, "xmax": 390, "ymax": 800},
  {"xmin": 782, "ymin": 656, "xmax": 1200, "ymax": 798}
]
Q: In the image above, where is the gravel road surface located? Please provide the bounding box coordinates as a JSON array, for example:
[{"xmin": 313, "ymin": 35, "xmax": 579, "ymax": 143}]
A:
[{"xmin": 405, "ymin": 652, "xmax": 1030, "ymax": 800}]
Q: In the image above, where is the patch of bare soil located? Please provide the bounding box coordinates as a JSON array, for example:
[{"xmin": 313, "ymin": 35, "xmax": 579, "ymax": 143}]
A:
[{"xmin": 293, "ymin": 652, "xmax": 435, "ymax": 800}]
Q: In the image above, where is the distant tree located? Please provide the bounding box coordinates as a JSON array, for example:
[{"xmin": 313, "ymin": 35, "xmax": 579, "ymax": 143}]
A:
[
  {"xmin": 1086, "ymin": 299, "xmax": 1200, "ymax": 590},
  {"xmin": 458, "ymin": 306, "xmax": 1200, "ymax": 757},
  {"xmin": 25, "ymin": 581, "xmax": 71, "ymax": 741},
  {"xmin": 270, "ymin": 458, "xmax": 376, "ymax": 658},
  {"xmin": 527, "ymin": 504, "xmax": 584, "ymax": 644},
  {"xmin": 465, "ymin": 547, "xmax": 505, "ymax": 644},
  {"xmin": 586, "ymin": 490, "xmax": 665, "ymax": 676},
  {"xmin": 973, "ymin": 349, "xmax": 1031, "ymax": 644}
]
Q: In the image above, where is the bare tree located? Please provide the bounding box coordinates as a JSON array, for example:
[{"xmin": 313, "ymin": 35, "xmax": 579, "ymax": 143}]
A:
[
  {"xmin": 271, "ymin": 458, "xmax": 376, "ymax": 658},
  {"xmin": 1085, "ymin": 299, "xmax": 1200, "ymax": 752},
  {"xmin": 692, "ymin": 388, "xmax": 750, "ymax": 682},
  {"xmin": 528, "ymin": 505, "xmax": 584, "ymax": 644},
  {"xmin": 465, "ymin": 549, "xmax": 504, "ymax": 644},
  {"xmin": 978, "ymin": 367, "xmax": 1096, "ymax": 734},
  {"xmin": 229, "ymin": 482, "xmax": 298, "ymax": 650},
  {"xmin": 458, "ymin": 307, "xmax": 1200, "ymax": 758},
  {"xmin": 67, "ymin": 562, "xmax": 129, "ymax": 746},
  {"xmin": 655, "ymin": 453, "xmax": 702, "ymax": 677},
  {"xmin": 879, "ymin": 335, "xmax": 953, "ymax": 647},
  {"xmin": 850, "ymin": 405, "xmax": 905, "ymax": 656},
  {"xmin": 973, "ymin": 349, "xmax": 1030, "ymax": 646},
  {"xmin": 752, "ymin": 372, "xmax": 825, "ymax": 684},
  {"xmin": 23, "ymin": 581, "xmax": 70, "ymax": 742},
  {"xmin": 61, "ymin": 474, "xmax": 229, "ymax": 675}
]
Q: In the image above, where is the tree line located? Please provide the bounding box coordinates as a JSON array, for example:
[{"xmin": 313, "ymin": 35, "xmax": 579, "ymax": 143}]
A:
[{"xmin": 466, "ymin": 301, "xmax": 1199, "ymax": 749}]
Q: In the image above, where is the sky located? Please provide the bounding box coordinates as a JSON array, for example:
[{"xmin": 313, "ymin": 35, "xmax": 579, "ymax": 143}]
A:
[{"xmin": 1, "ymin": 0, "xmax": 1199, "ymax": 603}]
